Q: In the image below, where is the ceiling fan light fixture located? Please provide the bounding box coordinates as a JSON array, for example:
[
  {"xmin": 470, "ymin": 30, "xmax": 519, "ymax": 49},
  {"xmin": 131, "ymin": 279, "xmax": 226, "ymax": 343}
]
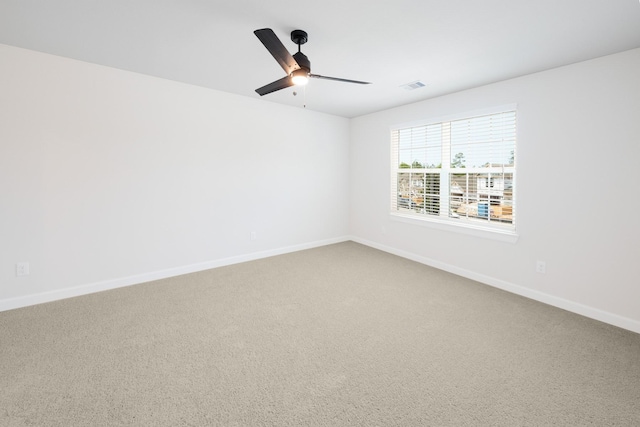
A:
[{"xmin": 291, "ymin": 69, "xmax": 309, "ymax": 86}]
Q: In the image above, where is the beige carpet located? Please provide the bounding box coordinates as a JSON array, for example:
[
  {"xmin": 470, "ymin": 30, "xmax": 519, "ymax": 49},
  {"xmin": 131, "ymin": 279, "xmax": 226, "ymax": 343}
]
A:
[{"xmin": 1, "ymin": 241, "xmax": 639, "ymax": 426}]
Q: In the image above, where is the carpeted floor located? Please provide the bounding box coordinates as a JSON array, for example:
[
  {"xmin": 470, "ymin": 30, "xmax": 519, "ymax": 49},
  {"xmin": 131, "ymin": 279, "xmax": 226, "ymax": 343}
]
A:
[{"xmin": 1, "ymin": 241, "xmax": 639, "ymax": 426}]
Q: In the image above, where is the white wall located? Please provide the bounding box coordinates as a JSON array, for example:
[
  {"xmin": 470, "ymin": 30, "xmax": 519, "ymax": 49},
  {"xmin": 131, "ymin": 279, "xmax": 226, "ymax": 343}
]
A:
[
  {"xmin": 0, "ymin": 44, "xmax": 350, "ymax": 308},
  {"xmin": 350, "ymin": 48, "xmax": 640, "ymax": 333}
]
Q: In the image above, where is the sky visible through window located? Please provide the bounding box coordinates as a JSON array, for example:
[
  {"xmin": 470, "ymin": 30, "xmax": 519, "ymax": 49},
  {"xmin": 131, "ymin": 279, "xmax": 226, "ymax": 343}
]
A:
[{"xmin": 397, "ymin": 112, "xmax": 515, "ymax": 168}]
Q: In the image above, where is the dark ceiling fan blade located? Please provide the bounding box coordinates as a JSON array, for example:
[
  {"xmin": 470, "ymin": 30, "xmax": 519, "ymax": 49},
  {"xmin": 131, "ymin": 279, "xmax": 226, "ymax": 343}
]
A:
[
  {"xmin": 309, "ymin": 74, "xmax": 371, "ymax": 85},
  {"xmin": 254, "ymin": 28, "xmax": 300, "ymax": 74},
  {"xmin": 255, "ymin": 75, "xmax": 294, "ymax": 96}
]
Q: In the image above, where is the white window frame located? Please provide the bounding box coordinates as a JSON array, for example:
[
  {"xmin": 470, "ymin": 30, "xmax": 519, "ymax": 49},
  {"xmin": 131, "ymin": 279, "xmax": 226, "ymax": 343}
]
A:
[{"xmin": 390, "ymin": 105, "xmax": 518, "ymax": 243}]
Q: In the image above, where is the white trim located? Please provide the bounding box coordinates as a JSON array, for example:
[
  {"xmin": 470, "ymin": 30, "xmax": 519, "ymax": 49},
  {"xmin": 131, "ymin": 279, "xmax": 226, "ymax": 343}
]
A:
[
  {"xmin": 0, "ymin": 236, "xmax": 351, "ymax": 313},
  {"xmin": 5, "ymin": 235, "xmax": 638, "ymax": 335},
  {"xmin": 351, "ymin": 236, "xmax": 640, "ymax": 335},
  {"xmin": 390, "ymin": 213, "xmax": 519, "ymax": 243},
  {"xmin": 390, "ymin": 103, "xmax": 518, "ymax": 131}
]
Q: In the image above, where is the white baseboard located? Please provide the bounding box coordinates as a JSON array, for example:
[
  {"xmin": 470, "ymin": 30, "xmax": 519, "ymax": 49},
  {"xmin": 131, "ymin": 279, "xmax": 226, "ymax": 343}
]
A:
[
  {"xmin": 350, "ymin": 236, "xmax": 640, "ymax": 335},
  {"xmin": 0, "ymin": 236, "xmax": 351, "ymax": 313},
  {"xmin": 4, "ymin": 235, "xmax": 639, "ymax": 335}
]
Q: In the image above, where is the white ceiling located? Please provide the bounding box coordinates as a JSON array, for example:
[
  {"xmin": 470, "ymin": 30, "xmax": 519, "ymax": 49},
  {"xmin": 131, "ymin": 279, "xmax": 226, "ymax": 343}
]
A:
[{"xmin": 1, "ymin": 0, "xmax": 640, "ymax": 118}]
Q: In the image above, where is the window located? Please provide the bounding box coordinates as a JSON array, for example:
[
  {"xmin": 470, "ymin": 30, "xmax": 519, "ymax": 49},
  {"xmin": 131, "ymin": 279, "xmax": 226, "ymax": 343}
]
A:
[{"xmin": 391, "ymin": 108, "xmax": 516, "ymax": 234}]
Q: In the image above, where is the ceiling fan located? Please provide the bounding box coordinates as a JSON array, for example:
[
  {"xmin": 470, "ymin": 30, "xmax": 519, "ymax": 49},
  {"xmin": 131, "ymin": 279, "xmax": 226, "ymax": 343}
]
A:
[{"xmin": 254, "ymin": 28, "xmax": 371, "ymax": 96}]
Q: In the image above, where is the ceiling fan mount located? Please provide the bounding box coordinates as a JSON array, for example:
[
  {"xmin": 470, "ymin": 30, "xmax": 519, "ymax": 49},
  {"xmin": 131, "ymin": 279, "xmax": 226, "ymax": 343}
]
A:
[
  {"xmin": 290, "ymin": 29, "xmax": 308, "ymax": 47},
  {"xmin": 253, "ymin": 28, "xmax": 371, "ymax": 96}
]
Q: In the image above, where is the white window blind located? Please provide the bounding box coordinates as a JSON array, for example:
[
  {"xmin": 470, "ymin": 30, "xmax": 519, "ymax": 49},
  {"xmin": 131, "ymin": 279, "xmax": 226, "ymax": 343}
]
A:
[{"xmin": 391, "ymin": 109, "xmax": 516, "ymax": 234}]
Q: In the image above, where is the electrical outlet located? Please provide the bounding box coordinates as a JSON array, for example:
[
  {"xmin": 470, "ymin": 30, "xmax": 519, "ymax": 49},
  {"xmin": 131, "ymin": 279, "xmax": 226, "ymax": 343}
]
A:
[
  {"xmin": 250, "ymin": 231, "xmax": 257, "ymax": 241},
  {"xmin": 536, "ymin": 260, "xmax": 546, "ymax": 274},
  {"xmin": 16, "ymin": 262, "xmax": 30, "ymax": 277}
]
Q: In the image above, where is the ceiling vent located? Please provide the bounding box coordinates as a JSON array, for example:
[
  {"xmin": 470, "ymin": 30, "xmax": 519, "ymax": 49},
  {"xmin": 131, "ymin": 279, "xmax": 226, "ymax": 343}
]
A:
[{"xmin": 400, "ymin": 81, "xmax": 426, "ymax": 91}]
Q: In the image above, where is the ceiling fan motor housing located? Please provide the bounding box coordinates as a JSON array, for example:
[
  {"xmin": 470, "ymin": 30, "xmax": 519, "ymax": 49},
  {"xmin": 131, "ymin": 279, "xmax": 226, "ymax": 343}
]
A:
[{"xmin": 293, "ymin": 51, "xmax": 310, "ymax": 73}]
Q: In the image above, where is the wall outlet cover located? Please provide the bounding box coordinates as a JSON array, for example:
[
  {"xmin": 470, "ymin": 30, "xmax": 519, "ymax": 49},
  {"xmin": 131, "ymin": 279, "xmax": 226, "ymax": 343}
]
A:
[{"xmin": 16, "ymin": 262, "xmax": 30, "ymax": 276}]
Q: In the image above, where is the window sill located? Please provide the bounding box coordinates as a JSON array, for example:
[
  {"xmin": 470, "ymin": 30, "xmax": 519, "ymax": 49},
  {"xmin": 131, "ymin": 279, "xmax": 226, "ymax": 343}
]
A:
[{"xmin": 390, "ymin": 212, "xmax": 519, "ymax": 243}]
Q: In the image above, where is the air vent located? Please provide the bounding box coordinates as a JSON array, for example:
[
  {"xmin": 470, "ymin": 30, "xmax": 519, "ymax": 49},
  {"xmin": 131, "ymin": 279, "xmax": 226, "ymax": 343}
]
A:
[{"xmin": 400, "ymin": 81, "xmax": 426, "ymax": 91}]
